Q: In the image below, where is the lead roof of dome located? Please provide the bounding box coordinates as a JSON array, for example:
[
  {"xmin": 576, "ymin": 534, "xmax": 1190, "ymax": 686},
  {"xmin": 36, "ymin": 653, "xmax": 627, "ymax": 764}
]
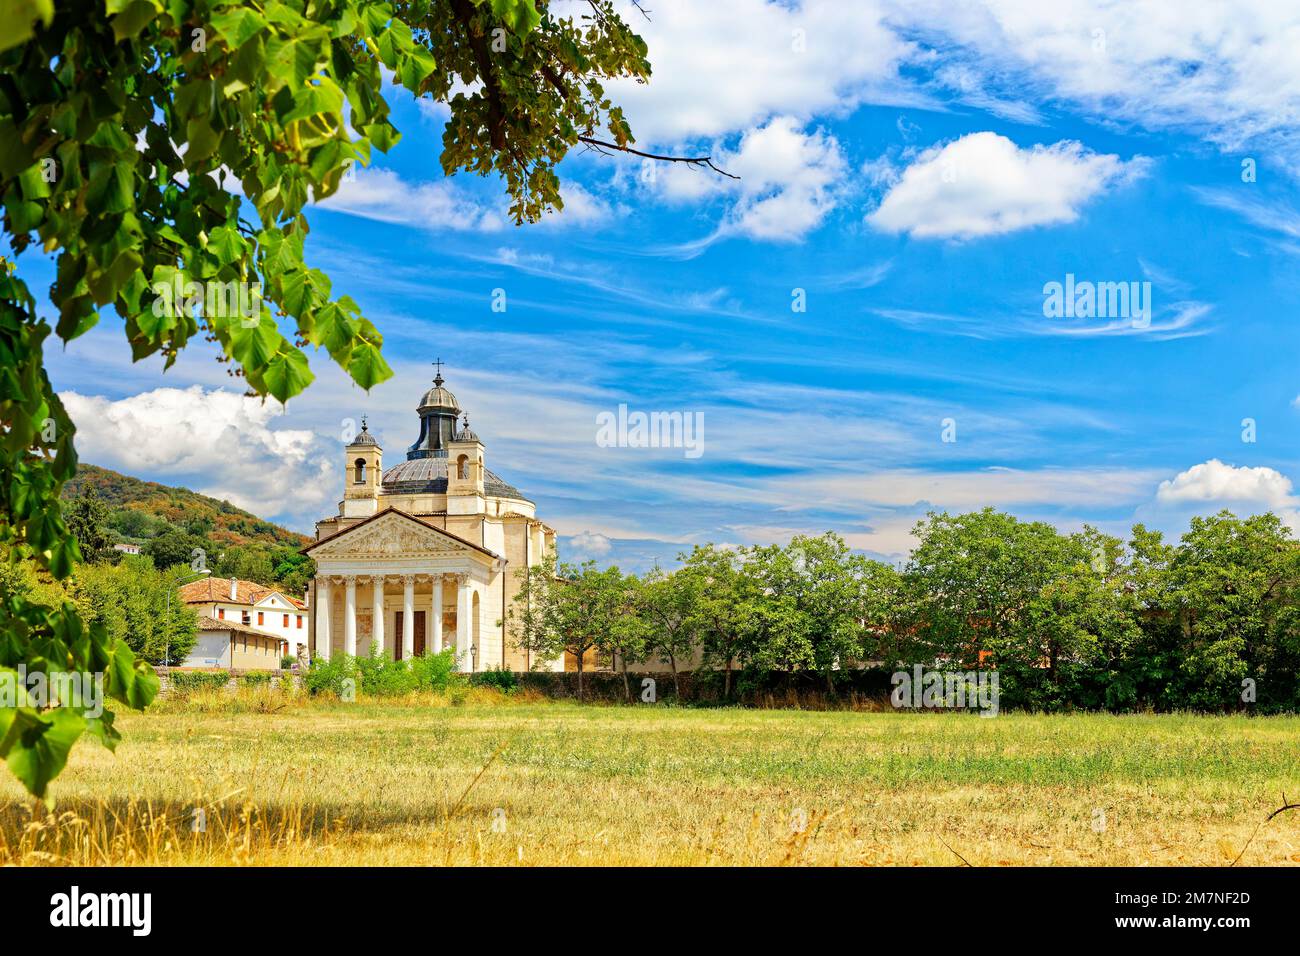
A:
[
  {"xmin": 380, "ymin": 455, "xmax": 530, "ymax": 502},
  {"xmin": 418, "ymin": 372, "xmax": 459, "ymax": 411}
]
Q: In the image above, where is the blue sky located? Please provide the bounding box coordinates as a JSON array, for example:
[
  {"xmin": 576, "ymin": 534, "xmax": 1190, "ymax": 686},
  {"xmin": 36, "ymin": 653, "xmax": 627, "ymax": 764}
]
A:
[{"xmin": 35, "ymin": 0, "xmax": 1300, "ymax": 571}]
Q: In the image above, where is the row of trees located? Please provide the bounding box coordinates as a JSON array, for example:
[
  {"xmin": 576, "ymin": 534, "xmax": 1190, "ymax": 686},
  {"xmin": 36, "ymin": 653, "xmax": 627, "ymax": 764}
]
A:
[
  {"xmin": 0, "ymin": 556, "xmax": 198, "ymax": 666},
  {"xmin": 510, "ymin": 509, "xmax": 1300, "ymax": 712}
]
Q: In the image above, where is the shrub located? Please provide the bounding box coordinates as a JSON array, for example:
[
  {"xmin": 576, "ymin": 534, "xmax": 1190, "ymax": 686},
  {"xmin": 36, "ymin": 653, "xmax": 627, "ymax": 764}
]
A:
[
  {"xmin": 280, "ymin": 655, "xmax": 296, "ymax": 669},
  {"xmin": 169, "ymin": 670, "xmax": 230, "ymax": 693},
  {"xmin": 304, "ymin": 655, "xmax": 356, "ymax": 698},
  {"xmin": 305, "ymin": 647, "xmax": 459, "ymax": 698},
  {"xmin": 469, "ymin": 665, "xmax": 518, "ymax": 694},
  {"xmin": 410, "ymin": 649, "xmax": 457, "ymax": 691},
  {"xmin": 241, "ymin": 671, "xmax": 272, "ymax": 687}
]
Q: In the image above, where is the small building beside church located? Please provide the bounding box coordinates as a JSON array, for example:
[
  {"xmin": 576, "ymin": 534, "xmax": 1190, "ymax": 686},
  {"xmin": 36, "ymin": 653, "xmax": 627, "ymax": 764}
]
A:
[
  {"xmin": 179, "ymin": 576, "xmax": 308, "ymax": 668},
  {"xmin": 303, "ymin": 368, "xmax": 559, "ymax": 672}
]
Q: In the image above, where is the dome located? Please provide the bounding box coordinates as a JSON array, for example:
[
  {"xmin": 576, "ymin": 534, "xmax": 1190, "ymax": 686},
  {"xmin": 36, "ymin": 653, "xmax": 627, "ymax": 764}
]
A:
[
  {"xmin": 418, "ymin": 372, "xmax": 459, "ymax": 412},
  {"xmin": 347, "ymin": 419, "xmax": 381, "ymax": 448},
  {"xmin": 380, "ymin": 456, "xmax": 530, "ymax": 502},
  {"xmin": 454, "ymin": 415, "xmax": 480, "ymax": 443}
]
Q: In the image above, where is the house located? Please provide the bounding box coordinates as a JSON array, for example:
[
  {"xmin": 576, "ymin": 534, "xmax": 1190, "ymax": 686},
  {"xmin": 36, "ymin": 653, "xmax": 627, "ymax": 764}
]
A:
[{"xmin": 179, "ymin": 577, "xmax": 309, "ymax": 669}]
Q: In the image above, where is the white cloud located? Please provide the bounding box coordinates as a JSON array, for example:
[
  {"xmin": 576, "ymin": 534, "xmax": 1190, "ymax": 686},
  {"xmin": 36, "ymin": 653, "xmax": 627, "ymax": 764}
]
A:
[
  {"xmin": 535, "ymin": 181, "xmax": 614, "ymax": 227},
  {"xmin": 723, "ymin": 118, "xmax": 847, "ymax": 240},
  {"xmin": 654, "ymin": 117, "xmax": 848, "ymax": 243},
  {"xmin": 60, "ymin": 386, "xmax": 336, "ymax": 524},
  {"xmin": 866, "ymin": 132, "xmax": 1149, "ymax": 239},
  {"xmin": 566, "ymin": 531, "xmax": 614, "ymax": 558},
  {"xmin": 594, "ymin": 1, "xmax": 1300, "ymax": 161},
  {"xmin": 893, "ymin": 0, "xmax": 1300, "ymax": 158},
  {"xmin": 597, "ymin": 0, "xmax": 917, "ymax": 145},
  {"xmin": 319, "ymin": 167, "xmax": 505, "ymax": 232},
  {"xmin": 1155, "ymin": 459, "xmax": 1296, "ymax": 511}
]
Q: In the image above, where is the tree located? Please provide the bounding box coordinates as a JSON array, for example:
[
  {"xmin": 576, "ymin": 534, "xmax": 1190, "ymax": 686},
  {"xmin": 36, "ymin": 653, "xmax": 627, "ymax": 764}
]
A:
[
  {"xmin": 0, "ymin": 0, "xmax": 717, "ymax": 796},
  {"xmin": 902, "ymin": 509, "xmax": 1081, "ymax": 668},
  {"xmin": 70, "ymin": 557, "xmax": 199, "ymax": 665},
  {"xmin": 1160, "ymin": 512, "xmax": 1300, "ymax": 712},
  {"xmin": 640, "ymin": 565, "xmax": 699, "ymax": 698},
  {"xmin": 509, "ymin": 556, "xmax": 623, "ymax": 701},
  {"xmin": 677, "ymin": 544, "xmax": 756, "ymax": 698},
  {"xmin": 602, "ymin": 569, "xmax": 650, "ymax": 702},
  {"xmin": 64, "ymin": 487, "xmax": 117, "ymax": 564},
  {"xmin": 214, "ymin": 543, "xmax": 275, "ymax": 584},
  {"xmin": 143, "ymin": 526, "xmax": 209, "ymax": 571}
]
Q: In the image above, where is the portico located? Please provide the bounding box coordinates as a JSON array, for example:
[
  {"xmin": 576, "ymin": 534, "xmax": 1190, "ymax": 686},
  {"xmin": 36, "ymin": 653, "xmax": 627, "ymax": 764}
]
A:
[{"xmin": 305, "ymin": 509, "xmax": 502, "ymax": 672}]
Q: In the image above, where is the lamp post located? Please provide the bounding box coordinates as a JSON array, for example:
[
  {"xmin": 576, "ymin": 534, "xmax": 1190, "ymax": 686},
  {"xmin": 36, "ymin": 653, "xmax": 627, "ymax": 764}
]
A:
[{"xmin": 165, "ymin": 567, "xmax": 211, "ymax": 666}]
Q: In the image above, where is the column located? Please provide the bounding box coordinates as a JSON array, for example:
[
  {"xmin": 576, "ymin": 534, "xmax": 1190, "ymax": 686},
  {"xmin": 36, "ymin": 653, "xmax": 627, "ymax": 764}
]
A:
[
  {"xmin": 344, "ymin": 576, "xmax": 357, "ymax": 657},
  {"xmin": 402, "ymin": 575, "xmax": 415, "ymax": 659},
  {"xmin": 315, "ymin": 577, "xmax": 332, "ymax": 661},
  {"xmin": 372, "ymin": 576, "xmax": 385, "ymax": 657},
  {"xmin": 455, "ymin": 574, "xmax": 471, "ymax": 673},
  {"xmin": 431, "ymin": 574, "xmax": 444, "ymax": 653}
]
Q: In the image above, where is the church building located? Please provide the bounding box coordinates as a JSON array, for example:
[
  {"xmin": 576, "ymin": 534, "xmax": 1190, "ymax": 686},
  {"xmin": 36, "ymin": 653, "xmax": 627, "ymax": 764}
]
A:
[{"xmin": 303, "ymin": 367, "xmax": 558, "ymax": 672}]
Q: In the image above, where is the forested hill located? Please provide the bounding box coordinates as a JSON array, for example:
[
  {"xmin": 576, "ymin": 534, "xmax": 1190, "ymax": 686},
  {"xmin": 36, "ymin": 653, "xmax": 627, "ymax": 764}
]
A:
[{"xmin": 63, "ymin": 463, "xmax": 310, "ymax": 552}]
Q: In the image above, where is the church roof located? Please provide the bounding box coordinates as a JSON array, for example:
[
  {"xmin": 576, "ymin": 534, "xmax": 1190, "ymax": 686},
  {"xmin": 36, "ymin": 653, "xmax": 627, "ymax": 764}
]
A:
[{"xmin": 380, "ymin": 456, "xmax": 531, "ymax": 502}]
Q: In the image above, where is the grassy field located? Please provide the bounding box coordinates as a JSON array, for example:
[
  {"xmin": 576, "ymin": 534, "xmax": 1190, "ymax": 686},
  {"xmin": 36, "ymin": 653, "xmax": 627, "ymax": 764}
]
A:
[{"xmin": 2, "ymin": 691, "xmax": 1299, "ymax": 866}]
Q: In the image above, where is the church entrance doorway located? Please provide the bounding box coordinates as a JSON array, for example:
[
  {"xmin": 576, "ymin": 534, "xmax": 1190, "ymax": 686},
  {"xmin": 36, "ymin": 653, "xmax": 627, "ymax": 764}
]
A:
[{"xmin": 394, "ymin": 610, "xmax": 427, "ymax": 660}]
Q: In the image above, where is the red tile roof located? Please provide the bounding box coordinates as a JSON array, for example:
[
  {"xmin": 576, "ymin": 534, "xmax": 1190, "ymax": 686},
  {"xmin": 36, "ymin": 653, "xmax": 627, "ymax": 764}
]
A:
[{"xmin": 180, "ymin": 577, "xmax": 305, "ymax": 610}]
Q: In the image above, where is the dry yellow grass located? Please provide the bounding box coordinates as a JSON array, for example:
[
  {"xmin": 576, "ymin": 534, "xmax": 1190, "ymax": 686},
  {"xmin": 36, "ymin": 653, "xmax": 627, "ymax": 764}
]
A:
[{"xmin": 2, "ymin": 691, "xmax": 1298, "ymax": 866}]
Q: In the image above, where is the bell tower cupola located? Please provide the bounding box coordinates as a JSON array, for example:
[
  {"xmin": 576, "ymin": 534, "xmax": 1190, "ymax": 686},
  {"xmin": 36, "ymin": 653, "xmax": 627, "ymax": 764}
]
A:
[{"xmin": 344, "ymin": 417, "xmax": 382, "ymax": 504}]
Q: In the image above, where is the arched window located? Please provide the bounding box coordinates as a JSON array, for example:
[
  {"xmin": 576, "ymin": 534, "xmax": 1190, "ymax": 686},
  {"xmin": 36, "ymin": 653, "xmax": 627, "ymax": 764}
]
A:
[
  {"xmin": 354, "ymin": 458, "xmax": 366, "ymax": 483},
  {"xmin": 456, "ymin": 454, "xmax": 469, "ymax": 480}
]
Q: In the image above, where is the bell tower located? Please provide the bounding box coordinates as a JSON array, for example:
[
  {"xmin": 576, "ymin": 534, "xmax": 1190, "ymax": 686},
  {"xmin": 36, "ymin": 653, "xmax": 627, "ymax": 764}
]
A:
[
  {"xmin": 447, "ymin": 414, "xmax": 485, "ymax": 505},
  {"xmin": 344, "ymin": 418, "xmax": 382, "ymax": 507}
]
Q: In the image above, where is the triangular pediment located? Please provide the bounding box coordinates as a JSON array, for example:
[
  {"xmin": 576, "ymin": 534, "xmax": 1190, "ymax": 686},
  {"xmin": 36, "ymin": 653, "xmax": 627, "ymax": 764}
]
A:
[{"xmin": 305, "ymin": 510, "xmax": 493, "ymax": 562}]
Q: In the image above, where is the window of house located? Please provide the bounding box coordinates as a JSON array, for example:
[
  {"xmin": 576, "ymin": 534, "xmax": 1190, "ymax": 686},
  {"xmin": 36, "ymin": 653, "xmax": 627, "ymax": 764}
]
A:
[
  {"xmin": 242, "ymin": 611, "xmax": 250, "ymax": 626},
  {"xmin": 296, "ymin": 615, "xmax": 303, "ymax": 629},
  {"xmin": 257, "ymin": 612, "xmax": 264, "ymax": 626},
  {"xmin": 283, "ymin": 613, "xmax": 290, "ymax": 628},
  {"xmin": 217, "ymin": 608, "xmax": 225, "ymax": 620}
]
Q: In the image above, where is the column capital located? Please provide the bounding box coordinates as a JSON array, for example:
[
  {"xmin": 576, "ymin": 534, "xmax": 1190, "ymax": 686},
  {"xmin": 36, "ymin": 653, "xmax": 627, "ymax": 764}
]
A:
[
  {"xmin": 401, "ymin": 573, "xmax": 417, "ymax": 586},
  {"xmin": 452, "ymin": 571, "xmax": 470, "ymax": 585}
]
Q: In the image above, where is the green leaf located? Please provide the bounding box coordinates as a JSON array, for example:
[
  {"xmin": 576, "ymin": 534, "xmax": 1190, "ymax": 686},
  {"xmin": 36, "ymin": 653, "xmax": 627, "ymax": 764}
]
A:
[
  {"xmin": 263, "ymin": 348, "xmax": 314, "ymax": 402},
  {"xmin": 186, "ymin": 117, "xmax": 221, "ymax": 163},
  {"xmin": 0, "ymin": 0, "xmax": 52, "ymax": 54},
  {"xmin": 107, "ymin": 642, "xmax": 157, "ymax": 711},
  {"xmin": 397, "ymin": 47, "xmax": 437, "ymax": 92},
  {"xmin": 210, "ymin": 7, "xmax": 265, "ymax": 49},
  {"xmin": 2, "ymin": 708, "xmax": 85, "ymax": 802},
  {"xmin": 489, "ymin": 0, "xmax": 541, "ymax": 36},
  {"xmin": 347, "ymin": 341, "xmax": 393, "ymax": 390},
  {"xmin": 206, "ymin": 225, "xmax": 246, "ymax": 266},
  {"xmin": 110, "ymin": 0, "xmax": 160, "ymax": 42},
  {"xmin": 362, "ymin": 122, "xmax": 401, "ymax": 153}
]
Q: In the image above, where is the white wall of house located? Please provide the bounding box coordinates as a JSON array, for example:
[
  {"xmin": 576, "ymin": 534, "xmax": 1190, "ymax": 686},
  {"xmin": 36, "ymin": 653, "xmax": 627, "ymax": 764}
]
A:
[
  {"xmin": 186, "ymin": 632, "xmax": 231, "ymax": 668},
  {"xmin": 192, "ymin": 594, "xmax": 309, "ymax": 658}
]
